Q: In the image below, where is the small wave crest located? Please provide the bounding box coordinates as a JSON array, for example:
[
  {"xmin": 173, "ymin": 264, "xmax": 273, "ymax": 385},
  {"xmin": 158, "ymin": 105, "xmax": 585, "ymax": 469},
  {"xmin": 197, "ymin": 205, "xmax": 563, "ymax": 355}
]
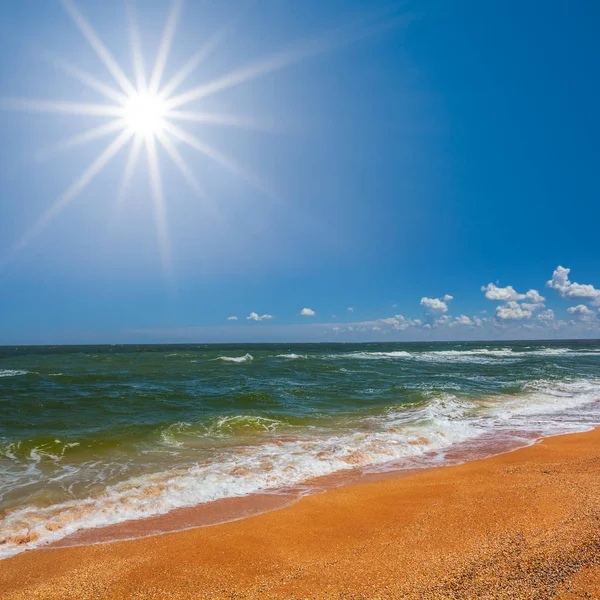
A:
[
  {"xmin": 210, "ymin": 415, "xmax": 285, "ymax": 434},
  {"xmin": 320, "ymin": 347, "xmax": 600, "ymax": 364},
  {"xmin": 216, "ymin": 353, "xmax": 253, "ymax": 363},
  {"xmin": 325, "ymin": 351, "xmax": 411, "ymax": 360},
  {"xmin": 160, "ymin": 416, "xmax": 286, "ymax": 445},
  {"xmin": 0, "ymin": 438, "xmax": 80, "ymax": 463},
  {"xmin": 0, "ymin": 369, "xmax": 29, "ymax": 378}
]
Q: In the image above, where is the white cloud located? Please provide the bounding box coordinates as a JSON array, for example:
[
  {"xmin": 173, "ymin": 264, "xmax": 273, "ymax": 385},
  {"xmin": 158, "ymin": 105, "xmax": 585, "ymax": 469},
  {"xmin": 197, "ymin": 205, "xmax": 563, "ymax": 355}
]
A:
[
  {"xmin": 547, "ymin": 266, "xmax": 570, "ymax": 291},
  {"xmin": 453, "ymin": 315, "xmax": 473, "ymax": 326},
  {"xmin": 482, "ymin": 282, "xmax": 545, "ymax": 323},
  {"xmin": 226, "ymin": 316, "xmax": 238, "ymax": 321},
  {"xmin": 378, "ymin": 317, "xmax": 400, "ymax": 326},
  {"xmin": 495, "ymin": 301, "xmax": 533, "ymax": 320},
  {"xmin": 247, "ymin": 312, "xmax": 273, "ymax": 321},
  {"xmin": 440, "ymin": 314, "xmax": 483, "ymax": 328},
  {"xmin": 520, "ymin": 302, "xmax": 545, "ymax": 312},
  {"xmin": 481, "ymin": 283, "xmax": 545, "ymax": 303},
  {"xmin": 524, "ymin": 289, "xmax": 545, "ymax": 303},
  {"xmin": 433, "ymin": 314, "xmax": 451, "ymax": 326},
  {"xmin": 547, "ymin": 266, "xmax": 600, "ymax": 306},
  {"xmin": 382, "ymin": 315, "xmax": 419, "ymax": 330},
  {"xmin": 420, "ymin": 295, "xmax": 453, "ymax": 315},
  {"xmin": 481, "ymin": 283, "xmax": 519, "ymax": 301},
  {"xmin": 347, "ymin": 307, "xmax": 355, "ymax": 312},
  {"xmin": 300, "ymin": 308, "xmax": 316, "ymax": 316},
  {"xmin": 332, "ymin": 314, "xmax": 421, "ymax": 334},
  {"xmin": 567, "ymin": 304, "xmax": 597, "ymax": 320},
  {"xmin": 537, "ymin": 309, "xmax": 555, "ymax": 323}
]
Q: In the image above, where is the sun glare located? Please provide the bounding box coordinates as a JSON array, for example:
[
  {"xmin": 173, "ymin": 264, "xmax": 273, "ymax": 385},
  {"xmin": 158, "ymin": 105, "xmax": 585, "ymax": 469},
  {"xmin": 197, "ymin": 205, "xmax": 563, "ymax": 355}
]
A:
[
  {"xmin": 123, "ymin": 92, "xmax": 167, "ymax": 137},
  {"xmin": 0, "ymin": 0, "xmax": 401, "ymax": 271}
]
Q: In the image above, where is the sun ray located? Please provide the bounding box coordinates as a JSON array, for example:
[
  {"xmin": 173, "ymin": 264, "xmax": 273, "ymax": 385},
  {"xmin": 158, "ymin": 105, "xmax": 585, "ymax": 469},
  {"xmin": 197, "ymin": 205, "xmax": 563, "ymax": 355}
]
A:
[
  {"xmin": 164, "ymin": 5, "xmax": 412, "ymax": 111},
  {"xmin": 126, "ymin": 0, "xmax": 147, "ymax": 92},
  {"xmin": 145, "ymin": 136, "xmax": 172, "ymax": 273},
  {"xmin": 164, "ymin": 38, "xmax": 330, "ymax": 110},
  {"xmin": 35, "ymin": 119, "xmax": 126, "ymax": 162},
  {"xmin": 156, "ymin": 131, "xmax": 229, "ymax": 227},
  {"xmin": 61, "ymin": 0, "xmax": 136, "ymax": 97},
  {"xmin": 155, "ymin": 130, "xmax": 206, "ymax": 197},
  {"xmin": 148, "ymin": 0, "xmax": 183, "ymax": 95},
  {"xmin": 0, "ymin": 98, "xmax": 123, "ymax": 118},
  {"xmin": 116, "ymin": 135, "xmax": 144, "ymax": 204},
  {"xmin": 157, "ymin": 24, "xmax": 229, "ymax": 101},
  {"xmin": 0, "ymin": 0, "xmax": 363, "ymax": 267},
  {"xmin": 42, "ymin": 51, "xmax": 128, "ymax": 105},
  {"xmin": 3, "ymin": 129, "xmax": 132, "ymax": 264},
  {"xmin": 166, "ymin": 110, "xmax": 276, "ymax": 132},
  {"xmin": 162, "ymin": 122, "xmax": 269, "ymax": 196}
]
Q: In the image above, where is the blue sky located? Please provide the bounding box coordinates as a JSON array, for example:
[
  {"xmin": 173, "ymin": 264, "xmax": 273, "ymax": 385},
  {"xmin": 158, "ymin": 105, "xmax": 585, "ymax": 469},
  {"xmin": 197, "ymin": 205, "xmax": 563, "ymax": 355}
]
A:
[{"xmin": 0, "ymin": 0, "xmax": 599, "ymax": 344}]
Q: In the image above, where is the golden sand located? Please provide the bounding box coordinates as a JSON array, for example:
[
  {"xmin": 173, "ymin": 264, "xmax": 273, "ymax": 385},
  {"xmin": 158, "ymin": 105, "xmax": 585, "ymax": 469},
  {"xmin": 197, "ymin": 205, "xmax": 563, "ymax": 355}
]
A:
[{"xmin": 1, "ymin": 429, "xmax": 600, "ymax": 599}]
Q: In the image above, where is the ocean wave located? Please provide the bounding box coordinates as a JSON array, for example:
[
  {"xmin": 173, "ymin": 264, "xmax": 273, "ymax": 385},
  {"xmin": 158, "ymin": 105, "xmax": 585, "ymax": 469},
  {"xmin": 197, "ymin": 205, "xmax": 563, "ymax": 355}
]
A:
[
  {"xmin": 419, "ymin": 348, "xmax": 600, "ymax": 360},
  {"xmin": 160, "ymin": 416, "xmax": 287, "ymax": 445},
  {"xmin": 0, "ymin": 369, "xmax": 29, "ymax": 378},
  {"xmin": 0, "ymin": 438, "xmax": 81, "ymax": 463},
  {"xmin": 0, "ymin": 406, "xmax": 474, "ymax": 558},
  {"xmin": 275, "ymin": 353, "xmax": 309, "ymax": 359},
  {"xmin": 319, "ymin": 347, "xmax": 600, "ymax": 364},
  {"xmin": 2, "ymin": 376, "xmax": 599, "ymax": 558},
  {"xmin": 210, "ymin": 415, "xmax": 285, "ymax": 434},
  {"xmin": 216, "ymin": 353, "xmax": 253, "ymax": 363},
  {"xmin": 503, "ymin": 378, "xmax": 600, "ymax": 415},
  {"xmin": 325, "ymin": 351, "xmax": 412, "ymax": 360},
  {"xmin": 322, "ymin": 349, "xmax": 514, "ymax": 362}
]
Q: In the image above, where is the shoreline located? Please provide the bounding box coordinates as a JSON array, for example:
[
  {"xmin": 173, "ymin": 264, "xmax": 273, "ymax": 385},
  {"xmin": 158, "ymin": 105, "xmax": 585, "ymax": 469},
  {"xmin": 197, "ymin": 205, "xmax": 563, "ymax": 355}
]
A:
[
  {"xmin": 9, "ymin": 426, "xmax": 557, "ymax": 554},
  {"xmin": 2, "ymin": 427, "xmax": 600, "ymax": 598}
]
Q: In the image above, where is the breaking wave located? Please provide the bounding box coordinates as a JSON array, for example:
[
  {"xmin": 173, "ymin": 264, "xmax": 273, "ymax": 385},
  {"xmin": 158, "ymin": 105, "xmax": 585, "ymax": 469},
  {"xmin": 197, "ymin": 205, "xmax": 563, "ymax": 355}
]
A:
[
  {"xmin": 0, "ymin": 370, "xmax": 29, "ymax": 378},
  {"xmin": 325, "ymin": 351, "xmax": 412, "ymax": 360},
  {"xmin": 1, "ymin": 376, "xmax": 599, "ymax": 558},
  {"xmin": 216, "ymin": 353, "xmax": 253, "ymax": 363},
  {"xmin": 320, "ymin": 347, "xmax": 600, "ymax": 363}
]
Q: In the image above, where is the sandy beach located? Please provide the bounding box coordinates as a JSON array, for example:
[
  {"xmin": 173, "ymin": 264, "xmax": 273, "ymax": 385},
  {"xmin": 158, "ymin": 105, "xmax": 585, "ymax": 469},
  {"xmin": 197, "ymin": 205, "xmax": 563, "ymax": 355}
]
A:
[{"xmin": 0, "ymin": 428, "xmax": 599, "ymax": 599}]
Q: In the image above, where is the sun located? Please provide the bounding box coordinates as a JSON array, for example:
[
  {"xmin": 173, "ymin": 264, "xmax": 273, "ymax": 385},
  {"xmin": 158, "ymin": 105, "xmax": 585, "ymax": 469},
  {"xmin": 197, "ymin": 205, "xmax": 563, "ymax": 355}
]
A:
[
  {"xmin": 0, "ymin": 0, "xmax": 278, "ymax": 271},
  {"xmin": 0, "ymin": 0, "xmax": 397, "ymax": 270},
  {"xmin": 123, "ymin": 92, "xmax": 167, "ymax": 137}
]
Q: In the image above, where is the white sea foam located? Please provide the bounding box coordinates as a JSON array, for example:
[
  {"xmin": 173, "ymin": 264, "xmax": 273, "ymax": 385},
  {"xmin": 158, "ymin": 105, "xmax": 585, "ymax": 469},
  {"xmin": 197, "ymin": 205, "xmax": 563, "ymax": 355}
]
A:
[
  {"xmin": 325, "ymin": 351, "xmax": 412, "ymax": 360},
  {"xmin": 1, "ymin": 376, "xmax": 599, "ymax": 558},
  {"xmin": 276, "ymin": 353, "xmax": 309, "ymax": 359},
  {"xmin": 216, "ymin": 353, "xmax": 253, "ymax": 363},
  {"xmin": 321, "ymin": 347, "xmax": 600, "ymax": 364},
  {"xmin": 0, "ymin": 369, "xmax": 28, "ymax": 378}
]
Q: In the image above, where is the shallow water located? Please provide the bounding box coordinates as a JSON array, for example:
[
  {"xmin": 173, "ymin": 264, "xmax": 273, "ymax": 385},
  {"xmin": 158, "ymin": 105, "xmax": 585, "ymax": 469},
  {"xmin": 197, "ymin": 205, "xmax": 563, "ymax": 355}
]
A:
[{"xmin": 1, "ymin": 340, "xmax": 599, "ymax": 557}]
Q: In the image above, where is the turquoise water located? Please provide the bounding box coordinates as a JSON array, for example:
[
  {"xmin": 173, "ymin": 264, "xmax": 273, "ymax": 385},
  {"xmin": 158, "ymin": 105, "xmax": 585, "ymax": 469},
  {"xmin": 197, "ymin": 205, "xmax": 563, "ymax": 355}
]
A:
[{"xmin": 1, "ymin": 341, "xmax": 600, "ymax": 556}]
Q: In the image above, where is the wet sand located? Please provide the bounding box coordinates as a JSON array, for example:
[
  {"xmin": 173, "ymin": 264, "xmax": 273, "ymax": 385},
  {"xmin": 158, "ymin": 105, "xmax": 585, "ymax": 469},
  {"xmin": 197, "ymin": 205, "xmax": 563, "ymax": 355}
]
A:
[{"xmin": 1, "ymin": 428, "xmax": 600, "ymax": 599}]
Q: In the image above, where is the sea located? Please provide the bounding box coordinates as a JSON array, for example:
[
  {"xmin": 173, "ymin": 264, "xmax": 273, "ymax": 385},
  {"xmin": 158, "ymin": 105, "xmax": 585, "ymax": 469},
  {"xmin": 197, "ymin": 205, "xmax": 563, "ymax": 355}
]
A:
[{"xmin": 1, "ymin": 340, "xmax": 600, "ymax": 558}]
